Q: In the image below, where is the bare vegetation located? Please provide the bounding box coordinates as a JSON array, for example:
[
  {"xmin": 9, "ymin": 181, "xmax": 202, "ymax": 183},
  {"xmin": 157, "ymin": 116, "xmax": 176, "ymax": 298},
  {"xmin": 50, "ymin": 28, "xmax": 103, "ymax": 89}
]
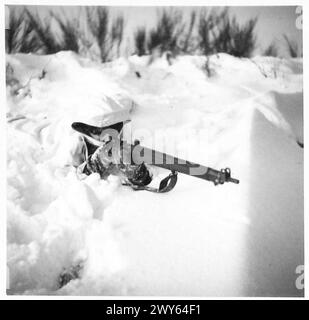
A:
[
  {"xmin": 197, "ymin": 8, "xmax": 257, "ymax": 58},
  {"xmin": 134, "ymin": 27, "xmax": 147, "ymax": 56},
  {"xmin": 196, "ymin": 8, "xmax": 257, "ymax": 76},
  {"xmin": 25, "ymin": 8, "xmax": 61, "ymax": 54},
  {"xmin": 86, "ymin": 7, "xmax": 110, "ymax": 62},
  {"xmin": 6, "ymin": 6, "xmax": 124, "ymax": 62},
  {"xmin": 147, "ymin": 9, "xmax": 185, "ymax": 56},
  {"xmin": 6, "ymin": 7, "xmax": 39, "ymax": 53},
  {"xmin": 263, "ymin": 42, "xmax": 278, "ymax": 57},
  {"xmin": 180, "ymin": 11, "xmax": 197, "ymax": 54},
  {"xmin": 51, "ymin": 10, "xmax": 81, "ymax": 53},
  {"xmin": 283, "ymin": 34, "xmax": 300, "ymax": 58},
  {"xmin": 8, "ymin": 6, "xmax": 261, "ymax": 63},
  {"xmin": 111, "ymin": 15, "xmax": 125, "ymax": 58},
  {"xmin": 85, "ymin": 7, "xmax": 125, "ymax": 62}
]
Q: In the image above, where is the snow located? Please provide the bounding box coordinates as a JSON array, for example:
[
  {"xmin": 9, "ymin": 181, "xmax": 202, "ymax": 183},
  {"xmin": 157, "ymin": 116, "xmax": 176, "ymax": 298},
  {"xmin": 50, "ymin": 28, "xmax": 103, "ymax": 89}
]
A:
[{"xmin": 6, "ymin": 52, "xmax": 303, "ymax": 296}]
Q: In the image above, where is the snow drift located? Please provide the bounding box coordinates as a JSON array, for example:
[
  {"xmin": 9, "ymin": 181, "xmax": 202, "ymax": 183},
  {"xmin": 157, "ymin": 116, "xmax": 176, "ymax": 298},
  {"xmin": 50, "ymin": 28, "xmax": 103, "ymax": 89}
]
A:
[{"xmin": 6, "ymin": 52, "xmax": 303, "ymax": 296}]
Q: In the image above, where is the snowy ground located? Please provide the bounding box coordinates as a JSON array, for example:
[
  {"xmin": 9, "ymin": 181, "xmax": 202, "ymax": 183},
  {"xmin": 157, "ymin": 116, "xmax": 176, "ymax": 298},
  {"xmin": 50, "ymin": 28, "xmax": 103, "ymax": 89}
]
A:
[{"xmin": 6, "ymin": 52, "xmax": 303, "ymax": 296}]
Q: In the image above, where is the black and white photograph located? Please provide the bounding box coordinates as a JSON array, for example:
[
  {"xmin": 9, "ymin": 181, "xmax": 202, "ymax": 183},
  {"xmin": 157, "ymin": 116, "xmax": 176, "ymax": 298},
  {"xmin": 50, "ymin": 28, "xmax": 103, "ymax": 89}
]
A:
[{"xmin": 3, "ymin": 1, "xmax": 305, "ymax": 298}]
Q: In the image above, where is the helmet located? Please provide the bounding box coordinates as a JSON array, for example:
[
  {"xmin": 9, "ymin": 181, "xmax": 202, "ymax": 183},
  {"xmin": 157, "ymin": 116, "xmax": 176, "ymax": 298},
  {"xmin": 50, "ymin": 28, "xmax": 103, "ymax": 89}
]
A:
[{"xmin": 71, "ymin": 95, "xmax": 132, "ymax": 141}]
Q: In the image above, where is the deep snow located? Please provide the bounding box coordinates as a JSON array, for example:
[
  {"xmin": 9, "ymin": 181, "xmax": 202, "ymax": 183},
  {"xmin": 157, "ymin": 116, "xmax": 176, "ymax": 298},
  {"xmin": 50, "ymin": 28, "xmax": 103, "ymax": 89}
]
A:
[{"xmin": 6, "ymin": 52, "xmax": 303, "ymax": 296}]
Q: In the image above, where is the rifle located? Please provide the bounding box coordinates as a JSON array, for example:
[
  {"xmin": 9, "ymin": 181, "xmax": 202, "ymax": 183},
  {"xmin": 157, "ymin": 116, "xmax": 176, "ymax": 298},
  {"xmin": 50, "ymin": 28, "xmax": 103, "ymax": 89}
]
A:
[
  {"xmin": 72, "ymin": 121, "xmax": 240, "ymax": 193},
  {"xmin": 122, "ymin": 140, "xmax": 239, "ymax": 193}
]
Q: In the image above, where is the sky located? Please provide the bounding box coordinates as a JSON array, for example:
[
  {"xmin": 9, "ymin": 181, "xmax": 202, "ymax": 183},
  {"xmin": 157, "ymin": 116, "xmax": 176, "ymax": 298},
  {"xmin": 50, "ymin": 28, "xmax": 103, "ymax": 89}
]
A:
[{"xmin": 6, "ymin": 5, "xmax": 303, "ymax": 57}]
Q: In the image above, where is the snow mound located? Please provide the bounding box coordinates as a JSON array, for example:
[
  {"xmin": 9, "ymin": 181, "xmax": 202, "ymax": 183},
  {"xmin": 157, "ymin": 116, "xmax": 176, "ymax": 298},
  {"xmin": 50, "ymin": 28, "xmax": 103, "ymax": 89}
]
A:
[{"xmin": 7, "ymin": 52, "xmax": 303, "ymax": 296}]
